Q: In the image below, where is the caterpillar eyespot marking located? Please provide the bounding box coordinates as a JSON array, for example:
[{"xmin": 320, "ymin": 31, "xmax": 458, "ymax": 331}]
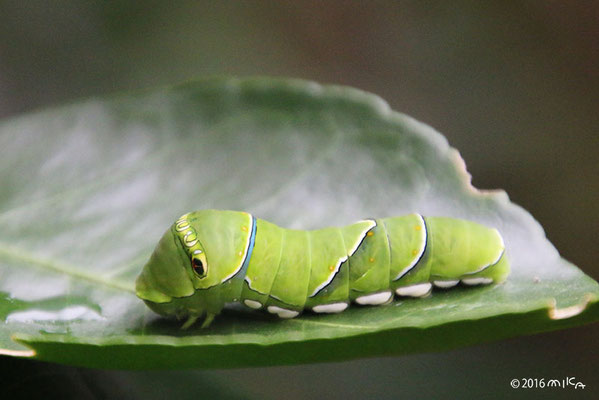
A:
[
  {"xmin": 135, "ymin": 210, "xmax": 510, "ymax": 328},
  {"xmin": 176, "ymin": 223, "xmax": 189, "ymax": 231}
]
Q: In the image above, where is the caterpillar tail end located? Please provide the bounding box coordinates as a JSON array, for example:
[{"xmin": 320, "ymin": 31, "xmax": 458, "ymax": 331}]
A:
[{"xmin": 463, "ymin": 250, "xmax": 511, "ymax": 286}]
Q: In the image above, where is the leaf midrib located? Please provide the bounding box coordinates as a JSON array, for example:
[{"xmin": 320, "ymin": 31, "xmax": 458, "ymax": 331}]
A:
[{"xmin": 0, "ymin": 242, "xmax": 135, "ymax": 293}]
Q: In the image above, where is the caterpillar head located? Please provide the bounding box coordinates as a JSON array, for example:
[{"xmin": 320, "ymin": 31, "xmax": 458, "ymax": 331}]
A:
[{"xmin": 135, "ymin": 210, "xmax": 254, "ymax": 321}]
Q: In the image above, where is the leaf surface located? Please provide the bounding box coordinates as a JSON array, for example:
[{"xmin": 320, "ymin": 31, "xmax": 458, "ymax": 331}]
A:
[{"xmin": 0, "ymin": 77, "xmax": 597, "ymax": 368}]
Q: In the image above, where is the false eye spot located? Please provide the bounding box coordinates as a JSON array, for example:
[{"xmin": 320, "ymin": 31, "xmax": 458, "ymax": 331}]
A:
[
  {"xmin": 192, "ymin": 258, "xmax": 207, "ymax": 277},
  {"xmin": 175, "ymin": 222, "xmax": 190, "ymax": 231}
]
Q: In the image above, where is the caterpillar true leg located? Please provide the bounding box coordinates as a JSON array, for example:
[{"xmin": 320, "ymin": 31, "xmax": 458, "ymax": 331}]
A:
[{"xmin": 181, "ymin": 314, "xmax": 200, "ymax": 330}]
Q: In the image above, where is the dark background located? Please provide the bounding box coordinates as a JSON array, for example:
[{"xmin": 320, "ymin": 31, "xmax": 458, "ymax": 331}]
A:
[{"xmin": 1, "ymin": 1, "xmax": 597, "ymax": 399}]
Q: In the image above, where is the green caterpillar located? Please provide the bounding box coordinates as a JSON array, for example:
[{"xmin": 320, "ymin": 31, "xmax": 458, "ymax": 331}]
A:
[{"xmin": 136, "ymin": 210, "xmax": 509, "ymax": 328}]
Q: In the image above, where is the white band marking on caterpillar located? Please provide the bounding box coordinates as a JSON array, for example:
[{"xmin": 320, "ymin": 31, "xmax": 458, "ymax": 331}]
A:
[
  {"xmin": 392, "ymin": 214, "xmax": 427, "ymax": 281},
  {"xmin": 220, "ymin": 212, "xmax": 255, "ymax": 283},
  {"xmin": 308, "ymin": 220, "xmax": 377, "ymax": 298}
]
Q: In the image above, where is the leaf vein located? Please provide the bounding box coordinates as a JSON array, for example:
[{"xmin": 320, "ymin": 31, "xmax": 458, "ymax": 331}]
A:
[{"xmin": 0, "ymin": 243, "xmax": 135, "ymax": 294}]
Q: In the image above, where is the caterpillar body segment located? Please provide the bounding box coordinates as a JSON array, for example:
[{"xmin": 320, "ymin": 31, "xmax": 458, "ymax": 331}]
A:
[{"xmin": 135, "ymin": 210, "xmax": 509, "ymax": 328}]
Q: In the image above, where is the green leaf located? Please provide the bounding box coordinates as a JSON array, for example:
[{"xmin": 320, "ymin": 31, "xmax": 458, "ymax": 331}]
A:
[{"xmin": 0, "ymin": 77, "xmax": 597, "ymax": 369}]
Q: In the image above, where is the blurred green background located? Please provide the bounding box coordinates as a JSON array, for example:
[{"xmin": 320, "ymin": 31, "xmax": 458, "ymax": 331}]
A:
[{"xmin": 1, "ymin": 1, "xmax": 597, "ymax": 399}]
